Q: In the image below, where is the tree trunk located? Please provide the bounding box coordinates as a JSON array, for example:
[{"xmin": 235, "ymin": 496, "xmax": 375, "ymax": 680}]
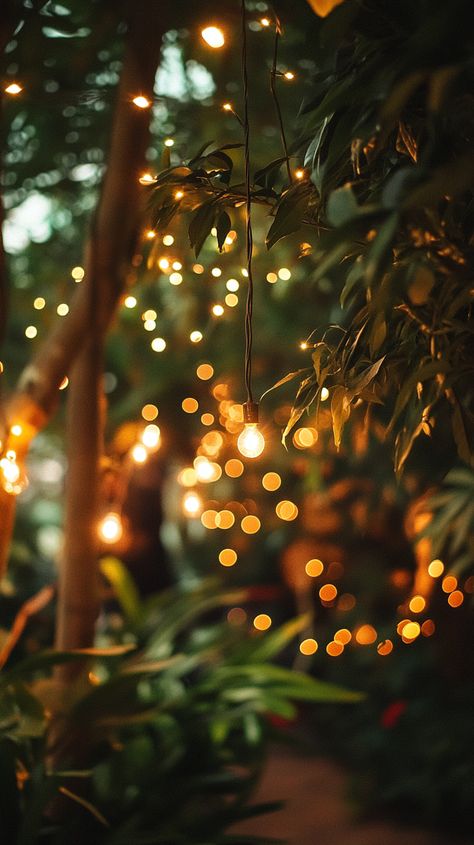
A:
[{"xmin": 55, "ymin": 0, "xmax": 165, "ymax": 666}]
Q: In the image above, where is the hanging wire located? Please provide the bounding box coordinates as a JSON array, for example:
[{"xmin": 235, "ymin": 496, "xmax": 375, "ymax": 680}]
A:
[
  {"xmin": 270, "ymin": 14, "xmax": 292, "ymax": 185},
  {"xmin": 240, "ymin": 0, "xmax": 254, "ymax": 406}
]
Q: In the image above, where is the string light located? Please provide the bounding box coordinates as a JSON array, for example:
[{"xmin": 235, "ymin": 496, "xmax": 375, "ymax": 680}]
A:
[
  {"xmin": 295, "ymin": 168, "xmax": 305, "ymax": 179},
  {"xmin": 71, "ymin": 266, "xmax": 85, "ymax": 281},
  {"xmin": 132, "ymin": 94, "xmax": 151, "ymax": 109},
  {"xmin": 260, "ymin": 17, "xmax": 271, "ymax": 27},
  {"xmin": 253, "ymin": 613, "xmax": 271, "ymax": 631},
  {"xmin": 145, "ymin": 229, "xmax": 156, "ymax": 239},
  {"xmin": 131, "ymin": 443, "xmax": 148, "ymax": 464},
  {"xmin": 139, "ymin": 172, "xmax": 155, "ymax": 185},
  {"xmin": 222, "ymin": 102, "xmax": 233, "ymax": 112},
  {"xmin": 34, "ymin": 297, "xmax": 46, "ymax": 310},
  {"xmin": 141, "ymin": 424, "xmax": 160, "ymax": 450},
  {"xmin": 237, "ymin": 418, "xmax": 265, "ymax": 458},
  {"xmin": 163, "ymin": 234, "xmax": 174, "ymax": 245},
  {"xmin": 174, "ymin": 190, "xmax": 184, "ymax": 200},
  {"xmin": 283, "ymin": 71, "xmax": 295, "ymax": 81},
  {"xmin": 124, "ymin": 295, "xmax": 137, "ymax": 308},
  {"xmin": 201, "ymin": 26, "xmax": 225, "ymax": 48},
  {"xmin": 190, "ymin": 330, "xmax": 203, "ymax": 343},
  {"xmin": 151, "ymin": 337, "xmax": 166, "ymax": 352},
  {"xmin": 98, "ymin": 512, "xmax": 123, "ymax": 544},
  {"xmin": 212, "ymin": 304, "xmax": 224, "ymax": 317},
  {"xmin": 25, "ymin": 326, "xmax": 37, "ymax": 339},
  {"xmin": 4, "ymin": 82, "xmax": 22, "ymax": 95},
  {"xmin": 164, "ymin": 138, "xmax": 174, "ymax": 147}
]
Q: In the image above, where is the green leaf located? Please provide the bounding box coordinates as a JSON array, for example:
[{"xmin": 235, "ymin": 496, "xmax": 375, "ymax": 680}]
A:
[
  {"xmin": 266, "ymin": 182, "xmax": 313, "ymax": 250},
  {"xmin": 189, "ymin": 201, "xmax": 218, "ymax": 257},
  {"xmin": 216, "ymin": 210, "xmax": 231, "ymax": 252},
  {"xmin": 327, "ymin": 184, "xmax": 359, "ymax": 226},
  {"xmin": 100, "ymin": 556, "xmax": 141, "ymax": 625}
]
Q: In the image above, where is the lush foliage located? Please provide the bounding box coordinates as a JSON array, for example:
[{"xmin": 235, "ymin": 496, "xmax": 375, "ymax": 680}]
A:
[{"xmin": 0, "ymin": 573, "xmax": 358, "ymax": 844}]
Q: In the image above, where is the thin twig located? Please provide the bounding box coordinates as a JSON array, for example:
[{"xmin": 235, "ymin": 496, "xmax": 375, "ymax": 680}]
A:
[{"xmin": 270, "ymin": 18, "xmax": 292, "ymax": 185}]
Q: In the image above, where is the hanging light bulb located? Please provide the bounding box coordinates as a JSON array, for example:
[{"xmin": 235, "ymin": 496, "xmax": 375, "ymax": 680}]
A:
[
  {"xmin": 0, "ymin": 450, "xmax": 28, "ymax": 495},
  {"xmin": 237, "ymin": 403, "xmax": 265, "ymax": 458},
  {"xmin": 98, "ymin": 511, "xmax": 123, "ymax": 544}
]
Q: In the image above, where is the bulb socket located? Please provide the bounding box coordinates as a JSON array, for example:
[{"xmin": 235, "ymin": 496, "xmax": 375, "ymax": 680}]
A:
[{"xmin": 243, "ymin": 401, "xmax": 259, "ymax": 424}]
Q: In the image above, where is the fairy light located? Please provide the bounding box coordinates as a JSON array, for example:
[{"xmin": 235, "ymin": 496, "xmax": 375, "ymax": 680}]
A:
[
  {"xmin": 59, "ymin": 376, "xmax": 69, "ymax": 390},
  {"xmin": 132, "ymin": 94, "xmax": 151, "ymax": 109},
  {"xmin": 223, "ymin": 102, "xmax": 232, "ymax": 112},
  {"xmin": 278, "ymin": 267, "xmax": 291, "ymax": 280},
  {"xmin": 131, "ymin": 443, "xmax": 148, "ymax": 464},
  {"xmin": 163, "ymin": 234, "xmax": 174, "ymax": 246},
  {"xmin": 241, "ymin": 515, "xmax": 261, "ymax": 534},
  {"xmin": 151, "ymin": 337, "xmax": 166, "ymax": 352},
  {"xmin": 172, "ymin": 261, "xmax": 182, "ymax": 271},
  {"xmin": 33, "ymin": 297, "xmax": 46, "ymax": 310},
  {"xmin": 182, "ymin": 397, "xmax": 199, "ymax": 413},
  {"xmin": 182, "ymin": 490, "xmax": 203, "ymax": 517},
  {"xmin": 295, "ymin": 168, "xmax": 305, "ymax": 180},
  {"xmin": 145, "ymin": 229, "xmax": 156, "ymax": 239},
  {"xmin": 169, "ymin": 272, "xmax": 182, "ymax": 285},
  {"xmin": 300, "ymin": 638, "xmax": 318, "ymax": 655},
  {"xmin": 262, "ymin": 471, "xmax": 281, "ymax": 491},
  {"xmin": 190, "ymin": 330, "xmax": 203, "ymax": 343},
  {"xmin": 4, "ymin": 82, "xmax": 23, "ymax": 95},
  {"xmin": 143, "ymin": 320, "xmax": 156, "ymax": 331},
  {"xmin": 428, "ymin": 558, "xmax": 444, "ymax": 577},
  {"xmin": 164, "ymin": 138, "xmax": 174, "ymax": 147},
  {"xmin": 260, "ymin": 17, "xmax": 271, "ymax": 27},
  {"xmin": 175, "ymin": 190, "xmax": 184, "ymax": 200},
  {"xmin": 253, "ymin": 613, "xmax": 271, "ymax": 631},
  {"xmin": 25, "ymin": 326, "xmax": 37, "ymax": 339},
  {"xmin": 225, "ymin": 293, "xmax": 238, "ymax": 307},
  {"xmin": 225, "ymin": 458, "xmax": 244, "ymax": 478},
  {"xmin": 196, "ymin": 363, "xmax": 214, "ymax": 380},
  {"xmin": 57, "ymin": 303, "xmax": 69, "ymax": 316},
  {"xmin": 141, "ymin": 424, "xmax": 160, "ymax": 450},
  {"xmin": 201, "ymin": 25, "xmax": 225, "ymax": 48},
  {"xmin": 211, "ymin": 267, "xmax": 222, "ymax": 277},
  {"xmin": 212, "ymin": 304, "xmax": 224, "ymax": 317},
  {"xmin": 124, "ymin": 295, "xmax": 137, "ymax": 308},
  {"xmin": 226, "ymin": 279, "xmax": 239, "ymax": 292},
  {"xmin": 142, "ymin": 404, "xmax": 158, "ymax": 421},
  {"xmin": 219, "ymin": 548, "xmax": 237, "ymax": 567},
  {"xmin": 98, "ymin": 512, "xmax": 123, "ymax": 544},
  {"xmin": 139, "ymin": 172, "xmax": 155, "ymax": 185},
  {"xmin": 193, "ymin": 263, "xmax": 204, "ymax": 274},
  {"xmin": 320, "ymin": 387, "xmax": 329, "ymax": 401},
  {"xmin": 237, "ymin": 419, "xmax": 265, "ymax": 458},
  {"xmin": 0, "ymin": 450, "xmax": 28, "ymax": 494},
  {"xmin": 158, "ymin": 257, "xmax": 170, "ymax": 271},
  {"xmin": 377, "ymin": 640, "xmax": 393, "ymax": 656},
  {"xmin": 266, "ymin": 272, "xmax": 278, "ymax": 284},
  {"xmin": 71, "ymin": 266, "xmax": 85, "ymax": 281},
  {"xmin": 10, "ymin": 425, "xmax": 22, "ymax": 437},
  {"xmin": 284, "ymin": 71, "xmax": 295, "ymax": 81}
]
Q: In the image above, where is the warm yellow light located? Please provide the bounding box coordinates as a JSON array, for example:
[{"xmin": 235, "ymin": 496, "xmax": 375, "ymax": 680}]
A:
[
  {"xmin": 241, "ymin": 515, "xmax": 261, "ymax": 534},
  {"xmin": 428, "ymin": 558, "xmax": 444, "ymax": 578},
  {"xmin": 326, "ymin": 641, "xmax": 344, "ymax": 657},
  {"xmin": 278, "ymin": 267, "xmax": 291, "ymax": 280},
  {"xmin": 262, "ymin": 471, "xmax": 281, "ymax": 491},
  {"xmin": 211, "ymin": 267, "xmax": 222, "ymax": 277},
  {"xmin": 448, "ymin": 590, "xmax": 464, "ymax": 608},
  {"xmin": 299, "ymin": 638, "xmax": 318, "ymax": 655},
  {"xmin": 409, "ymin": 595, "xmax": 426, "ymax": 614},
  {"xmin": 145, "ymin": 229, "xmax": 156, "ymax": 239},
  {"xmin": 142, "ymin": 404, "xmax": 158, "ymax": 421},
  {"xmin": 222, "ymin": 102, "xmax": 232, "ymax": 112},
  {"xmin": 196, "ymin": 363, "xmax": 214, "ymax": 380},
  {"xmin": 59, "ymin": 376, "xmax": 69, "ymax": 390},
  {"xmin": 131, "ymin": 443, "xmax": 148, "ymax": 464},
  {"xmin": 10, "ymin": 424, "xmax": 22, "ymax": 437},
  {"xmin": 98, "ymin": 512, "xmax": 123, "ymax": 544},
  {"xmin": 163, "ymin": 234, "xmax": 174, "ymax": 246},
  {"xmin": 305, "ymin": 558, "xmax": 324, "ymax": 577},
  {"xmin": 219, "ymin": 548, "xmax": 237, "ymax": 567},
  {"xmin": 275, "ymin": 500, "xmax": 298, "ymax": 521},
  {"xmin": 183, "ymin": 490, "xmax": 203, "ymax": 517},
  {"xmin": 57, "ymin": 303, "xmax": 69, "ymax": 316},
  {"xmin": 141, "ymin": 424, "xmax": 160, "ymax": 450},
  {"xmin": 143, "ymin": 309, "xmax": 157, "ymax": 321},
  {"xmin": 201, "ymin": 413, "xmax": 214, "ymax": 426},
  {"xmin": 225, "ymin": 293, "xmax": 238, "ymax": 307},
  {"xmin": 216, "ymin": 510, "xmax": 235, "ymax": 529},
  {"xmin": 402, "ymin": 621, "xmax": 421, "ymax": 641},
  {"xmin": 334, "ymin": 628, "xmax": 352, "ymax": 645},
  {"xmin": 124, "ymin": 295, "xmax": 137, "ymax": 308},
  {"xmin": 175, "ymin": 190, "xmax": 184, "ymax": 200},
  {"xmin": 442, "ymin": 575, "xmax": 457, "ymax": 593},
  {"xmin": 295, "ymin": 169, "xmax": 305, "ymax": 180},
  {"xmin": 194, "ymin": 456, "xmax": 221, "ymax": 482},
  {"xmin": 25, "ymin": 325, "xmax": 37, "ymax": 339},
  {"xmin": 212, "ymin": 304, "xmax": 224, "ymax": 317},
  {"xmin": 164, "ymin": 138, "xmax": 174, "ymax": 147},
  {"xmin": 193, "ymin": 263, "xmax": 204, "ymax": 274},
  {"xmin": 266, "ymin": 272, "xmax": 278, "ymax": 284},
  {"xmin": 151, "ymin": 337, "xmax": 166, "ymax": 352},
  {"xmin": 260, "ymin": 17, "xmax": 271, "ymax": 26},
  {"xmin": 71, "ymin": 266, "xmax": 85, "ymax": 281},
  {"xmin": 182, "ymin": 397, "xmax": 199, "ymax": 414},
  {"xmin": 178, "ymin": 467, "xmax": 197, "ymax": 487},
  {"xmin": 225, "ymin": 458, "xmax": 244, "ymax": 478},
  {"xmin": 0, "ymin": 455, "xmax": 20, "ymax": 484},
  {"xmin": 253, "ymin": 613, "xmax": 271, "ymax": 631},
  {"xmin": 143, "ymin": 319, "xmax": 156, "ymax": 331},
  {"xmin": 169, "ymin": 272, "xmax": 182, "ymax": 285},
  {"xmin": 132, "ymin": 94, "xmax": 151, "ymax": 109},
  {"xmin": 158, "ymin": 257, "xmax": 170, "ymax": 271},
  {"xmin": 4, "ymin": 82, "xmax": 22, "ymax": 95},
  {"xmin": 139, "ymin": 172, "xmax": 155, "ymax": 185},
  {"xmin": 190, "ymin": 330, "xmax": 203, "ymax": 343},
  {"xmin": 201, "ymin": 509, "xmax": 218, "ymax": 529},
  {"xmin": 377, "ymin": 639, "xmax": 393, "ymax": 656},
  {"xmin": 34, "ymin": 297, "xmax": 46, "ymax": 310},
  {"xmin": 201, "ymin": 25, "xmax": 225, "ymax": 48},
  {"xmin": 355, "ymin": 624, "xmax": 377, "ymax": 644},
  {"xmin": 226, "ymin": 278, "xmax": 239, "ymax": 292},
  {"xmin": 284, "ymin": 71, "xmax": 295, "ymax": 81},
  {"xmin": 319, "ymin": 583, "xmax": 337, "ymax": 602},
  {"xmin": 0, "ymin": 451, "xmax": 27, "ymax": 495},
  {"xmin": 320, "ymin": 386, "xmax": 329, "ymax": 401},
  {"xmin": 237, "ymin": 424, "xmax": 265, "ymax": 458}
]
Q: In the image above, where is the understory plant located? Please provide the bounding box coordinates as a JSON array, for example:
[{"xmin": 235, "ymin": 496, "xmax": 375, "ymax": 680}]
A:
[{"xmin": 0, "ymin": 572, "xmax": 359, "ymax": 844}]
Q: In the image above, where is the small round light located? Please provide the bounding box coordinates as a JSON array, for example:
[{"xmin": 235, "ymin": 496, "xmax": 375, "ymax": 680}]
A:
[
  {"xmin": 98, "ymin": 512, "xmax": 123, "ymax": 544},
  {"xmin": 132, "ymin": 95, "xmax": 151, "ymax": 109},
  {"xmin": 190, "ymin": 330, "xmax": 203, "ymax": 343},
  {"xmin": 151, "ymin": 337, "xmax": 166, "ymax": 352},
  {"xmin": 253, "ymin": 613, "xmax": 271, "ymax": 631},
  {"xmin": 4, "ymin": 82, "xmax": 23, "ymax": 95}
]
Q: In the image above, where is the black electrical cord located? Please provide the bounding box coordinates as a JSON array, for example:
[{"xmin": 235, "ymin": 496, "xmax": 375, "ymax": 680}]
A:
[{"xmin": 240, "ymin": 0, "xmax": 254, "ymax": 408}]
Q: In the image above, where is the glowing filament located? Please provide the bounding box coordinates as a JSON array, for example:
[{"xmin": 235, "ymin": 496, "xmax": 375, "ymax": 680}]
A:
[{"xmin": 237, "ymin": 424, "xmax": 265, "ymax": 458}]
